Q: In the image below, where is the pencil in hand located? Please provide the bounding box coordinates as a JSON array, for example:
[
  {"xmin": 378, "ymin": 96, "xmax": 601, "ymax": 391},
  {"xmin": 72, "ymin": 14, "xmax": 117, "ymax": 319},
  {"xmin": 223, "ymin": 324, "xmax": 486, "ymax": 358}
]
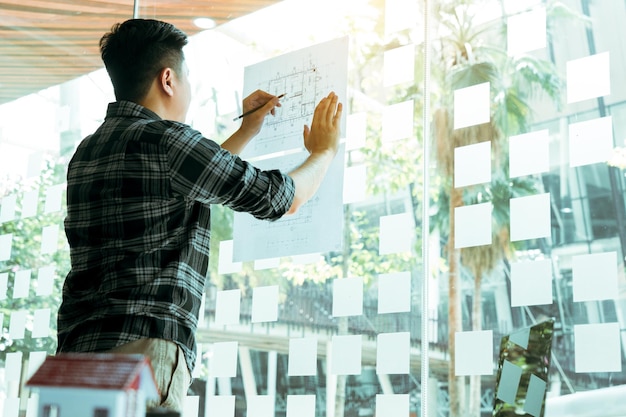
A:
[{"xmin": 233, "ymin": 93, "xmax": 286, "ymax": 121}]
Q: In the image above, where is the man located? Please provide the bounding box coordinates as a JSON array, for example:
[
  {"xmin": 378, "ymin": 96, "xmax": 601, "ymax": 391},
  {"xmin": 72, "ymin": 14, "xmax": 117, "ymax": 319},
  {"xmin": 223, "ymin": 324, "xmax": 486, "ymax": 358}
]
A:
[{"xmin": 56, "ymin": 19, "xmax": 342, "ymax": 411}]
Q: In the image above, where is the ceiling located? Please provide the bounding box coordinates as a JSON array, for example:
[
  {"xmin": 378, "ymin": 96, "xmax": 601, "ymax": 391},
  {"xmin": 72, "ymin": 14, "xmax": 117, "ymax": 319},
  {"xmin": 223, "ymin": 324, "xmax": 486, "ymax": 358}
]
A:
[{"xmin": 0, "ymin": 0, "xmax": 281, "ymax": 105}]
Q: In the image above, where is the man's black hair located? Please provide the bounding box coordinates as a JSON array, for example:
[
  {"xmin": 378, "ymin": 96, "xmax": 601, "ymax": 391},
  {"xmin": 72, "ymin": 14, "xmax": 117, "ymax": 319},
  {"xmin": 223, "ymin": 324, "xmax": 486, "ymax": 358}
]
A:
[{"xmin": 100, "ymin": 19, "xmax": 189, "ymax": 102}]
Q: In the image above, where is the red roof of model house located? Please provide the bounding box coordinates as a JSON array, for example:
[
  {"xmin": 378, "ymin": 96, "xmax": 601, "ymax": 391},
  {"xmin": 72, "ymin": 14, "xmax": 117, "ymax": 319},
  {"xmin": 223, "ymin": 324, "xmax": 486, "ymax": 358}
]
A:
[{"xmin": 26, "ymin": 353, "xmax": 159, "ymax": 398}]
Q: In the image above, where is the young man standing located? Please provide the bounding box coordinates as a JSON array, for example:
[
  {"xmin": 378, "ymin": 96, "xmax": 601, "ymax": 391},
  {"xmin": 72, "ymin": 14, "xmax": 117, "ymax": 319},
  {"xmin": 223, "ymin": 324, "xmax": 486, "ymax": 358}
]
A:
[{"xmin": 56, "ymin": 19, "xmax": 342, "ymax": 411}]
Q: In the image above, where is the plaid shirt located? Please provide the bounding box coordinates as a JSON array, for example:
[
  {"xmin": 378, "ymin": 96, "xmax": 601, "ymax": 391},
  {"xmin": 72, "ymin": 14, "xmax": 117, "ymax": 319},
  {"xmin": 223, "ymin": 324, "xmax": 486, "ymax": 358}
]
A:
[{"xmin": 57, "ymin": 101, "xmax": 294, "ymax": 374}]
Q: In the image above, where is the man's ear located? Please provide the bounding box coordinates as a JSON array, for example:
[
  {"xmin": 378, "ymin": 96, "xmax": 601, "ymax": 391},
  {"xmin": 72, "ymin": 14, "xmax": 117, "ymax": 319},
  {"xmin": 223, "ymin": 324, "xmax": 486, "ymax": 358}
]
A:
[{"xmin": 160, "ymin": 67, "xmax": 175, "ymax": 97}]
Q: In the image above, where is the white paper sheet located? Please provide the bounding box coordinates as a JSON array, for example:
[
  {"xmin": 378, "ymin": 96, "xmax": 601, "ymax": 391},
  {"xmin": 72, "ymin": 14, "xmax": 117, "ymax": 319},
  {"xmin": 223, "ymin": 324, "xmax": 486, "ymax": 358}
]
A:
[
  {"xmin": 21, "ymin": 190, "xmax": 38, "ymax": 218},
  {"xmin": 346, "ymin": 112, "xmax": 367, "ymax": 151},
  {"xmin": 44, "ymin": 184, "xmax": 65, "ymax": 214},
  {"xmin": 5, "ymin": 351, "xmax": 23, "ymax": 382},
  {"xmin": 233, "ymin": 146, "xmax": 345, "ymax": 261},
  {"xmin": 384, "ymin": 45, "xmax": 415, "ymax": 86},
  {"xmin": 509, "ymin": 130, "xmax": 550, "ymax": 178},
  {"xmin": 32, "ymin": 308, "xmax": 51, "ymax": 338},
  {"xmin": 251, "ymin": 285, "xmax": 279, "ymax": 323},
  {"xmin": 0, "ymin": 194, "xmax": 17, "ymax": 224},
  {"xmin": 27, "ymin": 351, "xmax": 47, "ymax": 379},
  {"xmin": 569, "ymin": 116, "xmax": 613, "ymax": 167},
  {"xmin": 206, "ymin": 396, "xmax": 235, "ymax": 417},
  {"xmin": 0, "ymin": 272, "xmax": 7, "ymax": 300},
  {"xmin": 524, "ymin": 374, "xmax": 547, "ymax": 417},
  {"xmin": 36, "ymin": 265, "xmax": 55, "ymax": 297},
  {"xmin": 183, "ymin": 396, "xmax": 199, "ymax": 417},
  {"xmin": 454, "ymin": 203, "xmax": 492, "ymax": 249},
  {"xmin": 41, "ymin": 224, "xmax": 60, "ymax": 255},
  {"xmin": 507, "ymin": 7, "xmax": 546, "ymax": 55},
  {"xmin": 567, "ymin": 52, "xmax": 611, "ymax": 103},
  {"xmin": 332, "ymin": 277, "xmax": 363, "ymax": 317},
  {"xmin": 343, "ymin": 165, "xmax": 367, "ymax": 204},
  {"xmin": 510, "ymin": 259, "xmax": 553, "ymax": 307},
  {"xmin": 376, "ymin": 394, "xmax": 410, "ymax": 417},
  {"xmin": 379, "ymin": 213, "xmax": 413, "ymax": 255},
  {"xmin": 331, "ymin": 334, "xmax": 362, "ymax": 375},
  {"xmin": 455, "ymin": 330, "xmax": 494, "ymax": 376},
  {"xmin": 9, "ymin": 310, "xmax": 27, "ymax": 340},
  {"xmin": 454, "ymin": 82, "xmax": 490, "ymax": 129},
  {"xmin": 247, "ymin": 395, "xmax": 275, "ymax": 417},
  {"xmin": 12, "ymin": 269, "xmax": 31, "ymax": 299},
  {"xmin": 454, "ymin": 141, "xmax": 491, "ymax": 188},
  {"xmin": 214, "ymin": 289, "xmax": 241, "ymax": 326},
  {"xmin": 376, "ymin": 332, "xmax": 410, "ymax": 375},
  {"xmin": 572, "ymin": 251, "xmax": 618, "ymax": 302},
  {"xmin": 574, "ymin": 322, "xmax": 622, "ymax": 373},
  {"xmin": 377, "ymin": 271, "xmax": 412, "ymax": 314},
  {"xmin": 218, "ymin": 240, "xmax": 242, "ymax": 275},
  {"xmin": 0, "ymin": 233, "xmax": 12, "ymax": 261},
  {"xmin": 210, "ymin": 342, "xmax": 239, "ymax": 378},
  {"xmin": 288, "ymin": 337, "xmax": 318, "ymax": 376},
  {"xmin": 496, "ymin": 360, "xmax": 523, "ymax": 404},
  {"xmin": 241, "ymin": 37, "xmax": 348, "ymax": 158},
  {"xmin": 286, "ymin": 395, "xmax": 316, "ymax": 417},
  {"xmin": 382, "ymin": 100, "xmax": 414, "ymax": 143},
  {"xmin": 510, "ymin": 193, "xmax": 551, "ymax": 242}
]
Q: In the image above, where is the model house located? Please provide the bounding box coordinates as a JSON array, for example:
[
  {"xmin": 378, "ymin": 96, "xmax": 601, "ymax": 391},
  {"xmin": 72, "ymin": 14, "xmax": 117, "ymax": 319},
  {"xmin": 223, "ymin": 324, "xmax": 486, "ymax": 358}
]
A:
[{"xmin": 26, "ymin": 353, "xmax": 159, "ymax": 417}]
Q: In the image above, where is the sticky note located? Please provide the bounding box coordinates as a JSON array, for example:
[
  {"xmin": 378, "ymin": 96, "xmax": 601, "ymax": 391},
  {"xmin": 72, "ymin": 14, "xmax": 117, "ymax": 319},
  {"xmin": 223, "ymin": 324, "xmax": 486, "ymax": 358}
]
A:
[
  {"xmin": 509, "ymin": 130, "xmax": 550, "ymax": 178},
  {"xmin": 376, "ymin": 394, "xmax": 409, "ymax": 417},
  {"xmin": 27, "ymin": 351, "xmax": 47, "ymax": 379},
  {"xmin": 496, "ymin": 360, "xmax": 523, "ymax": 404},
  {"xmin": 12, "ymin": 269, "xmax": 31, "ymax": 299},
  {"xmin": 331, "ymin": 334, "xmax": 362, "ymax": 375},
  {"xmin": 510, "ymin": 193, "xmax": 551, "ymax": 242},
  {"xmin": 254, "ymin": 257, "xmax": 280, "ymax": 270},
  {"xmin": 379, "ymin": 213, "xmax": 413, "ymax": 255},
  {"xmin": 210, "ymin": 341, "xmax": 239, "ymax": 377},
  {"xmin": 5, "ymin": 351, "xmax": 23, "ymax": 382},
  {"xmin": 286, "ymin": 395, "xmax": 315, "ymax": 417},
  {"xmin": 454, "ymin": 82, "xmax": 490, "ymax": 129},
  {"xmin": 574, "ymin": 322, "xmax": 621, "ymax": 373},
  {"xmin": 288, "ymin": 337, "xmax": 318, "ymax": 376},
  {"xmin": 9, "ymin": 310, "xmax": 27, "ymax": 340},
  {"xmin": 218, "ymin": 240, "xmax": 242, "ymax": 275},
  {"xmin": 332, "ymin": 277, "xmax": 363, "ymax": 317},
  {"xmin": 382, "ymin": 100, "xmax": 414, "ymax": 142},
  {"xmin": 385, "ymin": 0, "xmax": 418, "ymax": 33},
  {"xmin": 21, "ymin": 190, "xmax": 38, "ymax": 218},
  {"xmin": 0, "ymin": 233, "xmax": 12, "ymax": 261},
  {"xmin": 207, "ymin": 396, "xmax": 235, "ymax": 417},
  {"xmin": 184, "ymin": 396, "xmax": 199, "ymax": 417},
  {"xmin": 510, "ymin": 259, "xmax": 553, "ymax": 307},
  {"xmin": 507, "ymin": 7, "xmax": 546, "ymax": 55},
  {"xmin": 567, "ymin": 52, "xmax": 611, "ymax": 103},
  {"xmin": 32, "ymin": 308, "xmax": 51, "ymax": 338},
  {"xmin": 214, "ymin": 289, "xmax": 241, "ymax": 326},
  {"xmin": 455, "ymin": 330, "xmax": 494, "ymax": 376},
  {"xmin": 252, "ymin": 285, "xmax": 279, "ymax": 323},
  {"xmin": 384, "ymin": 45, "xmax": 415, "ymax": 86},
  {"xmin": 0, "ymin": 272, "xmax": 8, "ymax": 300},
  {"xmin": 4, "ymin": 398, "xmax": 19, "ymax": 417},
  {"xmin": 26, "ymin": 151, "xmax": 44, "ymax": 178},
  {"xmin": 509, "ymin": 327, "xmax": 531, "ymax": 350},
  {"xmin": 41, "ymin": 224, "xmax": 60, "ymax": 254},
  {"xmin": 36, "ymin": 266, "xmax": 55, "ymax": 297},
  {"xmin": 454, "ymin": 141, "xmax": 491, "ymax": 187},
  {"xmin": 569, "ymin": 116, "xmax": 613, "ymax": 167},
  {"xmin": 377, "ymin": 271, "xmax": 411, "ymax": 314},
  {"xmin": 0, "ymin": 194, "xmax": 17, "ymax": 224},
  {"xmin": 44, "ymin": 184, "xmax": 65, "ymax": 214},
  {"xmin": 376, "ymin": 332, "xmax": 410, "ymax": 374},
  {"xmin": 343, "ymin": 165, "xmax": 367, "ymax": 204},
  {"xmin": 524, "ymin": 374, "xmax": 547, "ymax": 417},
  {"xmin": 247, "ymin": 395, "xmax": 275, "ymax": 417},
  {"xmin": 454, "ymin": 203, "xmax": 492, "ymax": 249},
  {"xmin": 573, "ymin": 251, "xmax": 618, "ymax": 302},
  {"xmin": 346, "ymin": 112, "xmax": 367, "ymax": 150}
]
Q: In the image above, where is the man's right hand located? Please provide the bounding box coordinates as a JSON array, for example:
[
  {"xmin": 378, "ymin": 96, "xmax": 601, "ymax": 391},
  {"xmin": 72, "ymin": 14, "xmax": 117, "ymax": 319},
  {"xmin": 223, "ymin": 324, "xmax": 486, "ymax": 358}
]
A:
[{"xmin": 303, "ymin": 92, "xmax": 342, "ymax": 156}]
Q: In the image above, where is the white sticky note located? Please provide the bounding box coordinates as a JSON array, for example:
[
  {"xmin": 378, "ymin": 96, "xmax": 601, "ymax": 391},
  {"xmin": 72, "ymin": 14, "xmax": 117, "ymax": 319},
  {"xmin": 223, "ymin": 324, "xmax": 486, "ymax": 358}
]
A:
[
  {"xmin": 454, "ymin": 203, "xmax": 492, "ymax": 249},
  {"xmin": 0, "ymin": 233, "xmax": 12, "ymax": 261},
  {"xmin": 376, "ymin": 332, "xmax": 410, "ymax": 374},
  {"xmin": 0, "ymin": 272, "xmax": 8, "ymax": 300},
  {"xmin": 384, "ymin": 45, "xmax": 415, "ymax": 86},
  {"xmin": 41, "ymin": 224, "xmax": 60, "ymax": 255},
  {"xmin": 26, "ymin": 396, "xmax": 39, "ymax": 417},
  {"xmin": 286, "ymin": 395, "xmax": 315, "ymax": 417},
  {"xmin": 496, "ymin": 360, "xmax": 523, "ymax": 404},
  {"xmin": 26, "ymin": 152, "xmax": 44, "ymax": 178},
  {"xmin": 454, "ymin": 141, "xmax": 491, "ymax": 187},
  {"xmin": 9, "ymin": 310, "xmax": 27, "ymax": 340},
  {"xmin": 524, "ymin": 374, "xmax": 547, "ymax": 417},
  {"xmin": 382, "ymin": 100, "xmax": 414, "ymax": 142},
  {"xmin": 454, "ymin": 82, "xmax": 490, "ymax": 129},
  {"xmin": 27, "ymin": 351, "xmax": 47, "ymax": 379},
  {"xmin": 343, "ymin": 165, "xmax": 367, "ymax": 204},
  {"xmin": 332, "ymin": 277, "xmax": 363, "ymax": 317},
  {"xmin": 247, "ymin": 395, "xmax": 275, "ymax": 417},
  {"xmin": 567, "ymin": 52, "xmax": 611, "ymax": 103},
  {"xmin": 218, "ymin": 240, "xmax": 242, "ymax": 275},
  {"xmin": 44, "ymin": 184, "xmax": 65, "ymax": 214},
  {"xmin": 507, "ymin": 7, "xmax": 546, "ymax": 55},
  {"xmin": 572, "ymin": 251, "xmax": 618, "ymax": 302},
  {"xmin": 21, "ymin": 190, "xmax": 38, "ymax": 218},
  {"xmin": 214, "ymin": 289, "xmax": 241, "ymax": 326},
  {"xmin": 251, "ymin": 285, "xmax": 279, "ymax": 323},
  {"xmin": 569, "ymin": 116, "xmax": 613, "ymax": 168},
  {"xmin": 331, "ymin": 334, "xmax": 362, "ymax": 375},
  {"xmin": 509, "ymin": 130, "xmax": 550, "ymax": 178},
  {"xmin": 36, "ymin": 266, "xmax": 55, "ymax": 297},
  {"xmin": 254, "ymin": 257, "xmax": 280, "ymax": 270},
  {"xmin": 12, "ymin": 269, "xmax": 31, "ymax": 299},
  {"xmin": 288, "ymin": 337, "xmax": 318, "ymax": 376},
  {"xmin": 184, "ymin": 396, "xmax": 199, "ymax": 417},
  {"xmin": 378, "ymin": 272, "xmax": 412, "ymax": 314},
  {"xmin": 207, "ymin": 396, "xmax": 235, "ymax": 417},
  {"xmin": 574, "ymin": 322, "xmax": 622, "ymax": 373},
  {"xmin": 455, "ymin": 330, "xmax": 494, "ymax": 376},
  {"xmin": 376, "ymin": 394, "xmax": 409, "ymax": 417},
  {"xmin": 32, "ymin": 308, "xmax": 51, "ymax": 338},
  {"xmin": 210, "ymin": 342, "xmax": 239, "ymax": 377},
  {"xmin": 379, "ymin": 213, "xmax": 413, "ymax": 255},
  {"xmin": 385, "ymin": 0, "xmax": 419, "ymax": 33},
  {"xmin": 510, "ymin": 193, "xmax": 551, "ymax": 242},
  {"xmin": 0, "ymin": 194, "xmax": 17, "ymax": 224},
  {"xmin": 510, "ymin": 259, "xmax": 553, "ymax": 307},
  {"xmin": 5, "ymin": 351, "xmax": 23, "ymax": 382},
  {"xmin": 3, "ymin": 398, "xmax": 19, "ymax": 417},
  {"xmin": 346, "ymin": 112, "xmax": 367, "ymax": 150}
]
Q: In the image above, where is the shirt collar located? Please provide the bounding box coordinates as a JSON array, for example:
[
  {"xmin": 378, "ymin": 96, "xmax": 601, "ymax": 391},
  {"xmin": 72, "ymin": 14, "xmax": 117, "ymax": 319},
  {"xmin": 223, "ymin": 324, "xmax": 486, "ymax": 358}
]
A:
[{"xmin": 105, "ymin": 100, "xmax": 162, "ymax": 121}]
